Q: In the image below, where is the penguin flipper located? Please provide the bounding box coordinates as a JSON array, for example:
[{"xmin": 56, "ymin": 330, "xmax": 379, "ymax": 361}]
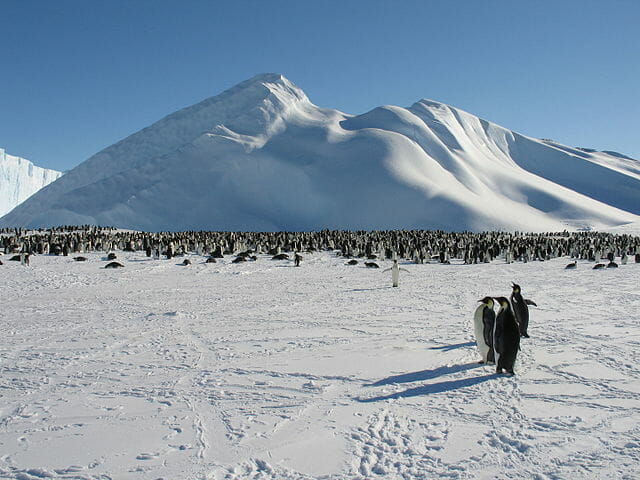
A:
[
  {"xmin": 381, "ymin": 268, "xmax": 392, "ymax": 273},
  {"xmin": 525, "ymin": 299, "xmax": 537, "ymax": 306}
]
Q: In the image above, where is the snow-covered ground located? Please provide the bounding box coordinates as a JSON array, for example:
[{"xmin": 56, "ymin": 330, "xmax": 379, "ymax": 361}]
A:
[{"xmin": 0, "ymin": 250, "xmax": 639, "ymax": 479}]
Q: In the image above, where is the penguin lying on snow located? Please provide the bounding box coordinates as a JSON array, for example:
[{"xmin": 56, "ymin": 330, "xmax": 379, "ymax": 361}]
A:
[
  {"xmin": 493, "ymin": 297, "xmax": 520, "ymax": 375},
  {"xmin": 565, "ymin": 261, "xmax": 577, "ymax": 269},
  {"xmin": 104, "ymin": 261, "xmax": 124, "ymax": 269},
  {"xmin": 473, "ymin": 297, "xmax": 495, "ymax": 364}
]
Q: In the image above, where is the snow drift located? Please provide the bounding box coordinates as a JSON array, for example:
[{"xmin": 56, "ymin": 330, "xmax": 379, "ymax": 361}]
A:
[
  {"xmin": 1, "ymin": 74, "xmax": 638, "ymax": 231},
  {"xmin": 0, "ymin": 148, "xmax": 63, "ymax": 217}
]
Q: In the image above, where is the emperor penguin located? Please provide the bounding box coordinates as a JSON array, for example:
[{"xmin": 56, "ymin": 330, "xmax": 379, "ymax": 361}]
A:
[
  {"xmin": 473, "ymin": 297, "xmax": 496, "ymax": 364},
  {"xmin": 382, "ymin": 259, "xmax": 409, "ymax": 287},
  {"xmin": 493, "ymin": 297, "xmax": 520, "ymax": 375},
  {"xmin": 510, "ymin": 283, "xmax": 536, "ymax": 338}
]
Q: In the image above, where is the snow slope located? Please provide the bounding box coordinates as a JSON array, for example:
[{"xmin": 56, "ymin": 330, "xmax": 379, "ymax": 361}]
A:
[
  {"xmin": 1, "ymin": 74, "xmax": 638, "ymax": 231},
  {"xmin": 0, "ymin": 148, "xmax": 63, "ymax": 217},
  {"xmin": 0, "ymin": 251, "xmax": 639, "ymax": 479}
]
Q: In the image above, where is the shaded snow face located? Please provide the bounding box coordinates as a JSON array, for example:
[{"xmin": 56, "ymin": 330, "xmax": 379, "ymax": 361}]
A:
[
  {"xmin": 1, "ymin": 74, "xmax": 638, "ymax": 231},
  {"xmin": 0, "ymin": 149, "xmax": 63, "ymax": 217}
]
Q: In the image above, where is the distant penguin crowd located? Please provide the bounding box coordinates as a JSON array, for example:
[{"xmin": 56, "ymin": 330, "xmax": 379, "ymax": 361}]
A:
[{"xmin": 2, "ymin": 226, "xmax": 638, "ymax": 270}]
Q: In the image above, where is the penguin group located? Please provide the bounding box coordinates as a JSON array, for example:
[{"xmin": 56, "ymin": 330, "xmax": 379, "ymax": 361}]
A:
[
  {"xmin": 2, "ymin": 226, "xmax": 639, "ymax": 267},
  {"xmin": 473, "ymin": 283, "xmax": 537, "ymax": 375},
  {"xmin": 1, "ymin": 227, "xmax": 638, "ymax": 277}
]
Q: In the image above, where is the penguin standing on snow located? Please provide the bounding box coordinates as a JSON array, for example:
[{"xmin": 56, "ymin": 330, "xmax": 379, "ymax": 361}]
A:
[
  {"xmin": 473, "ymin": 297, "xmax": 496, "ymax": 364},
  {"xmin": 382, "ymin": 259, "xmax": 409, "ymax": 287},
  {"xmin": 510, "ymin": 283, "xmax": 536, "ymax": 338},
  {"xmin": 493, "ymin": 297, "xmax": 520, "ymax": 375}
]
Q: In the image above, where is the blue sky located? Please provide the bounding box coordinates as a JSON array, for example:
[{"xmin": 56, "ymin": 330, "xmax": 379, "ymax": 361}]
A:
[{"xmin": 1, "ymin": 0, "xmax": 639, "ymax": 171}]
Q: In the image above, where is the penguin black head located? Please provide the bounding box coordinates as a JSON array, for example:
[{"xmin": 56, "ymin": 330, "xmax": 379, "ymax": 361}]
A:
[
  {"xmin": 511, "ymin": 283, "xmax": 521, "ymax": 294},
  {"xmin": 494, "ymin": 297, "xmax": 511, "ymax": 309},
  {"xmin": 478, "ymin": 296, "xmax": 494, "ymax": 308}
]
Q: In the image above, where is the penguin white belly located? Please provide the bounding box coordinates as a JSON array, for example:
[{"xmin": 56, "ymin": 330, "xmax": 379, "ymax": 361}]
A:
[
  {"xmin": 493, "ymin": 319, "xmax": 501, "ymax": 366},
  {"xmin": 473, "ymin": 305, "xmax": 490, "ymax": 362},
  {"xmin": 392, "ymin": 267, "xmax": 399, "ymax": 287}
]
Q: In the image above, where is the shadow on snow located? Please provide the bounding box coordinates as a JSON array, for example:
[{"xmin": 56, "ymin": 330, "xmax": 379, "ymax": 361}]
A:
[
  {"xmin": 358, "ymin": 373, "xmax": 496, "ymax": 402},
  {"xmin": 348, "ymin": 287, "xmax": 391, "ymax": 292},
  {"xmin": 365, "ymin": 362, "xmax": 481, "ymax": 387},
  {"xmin": 429, "ymin": 341, "xmax": 476, "ymax": 352}
]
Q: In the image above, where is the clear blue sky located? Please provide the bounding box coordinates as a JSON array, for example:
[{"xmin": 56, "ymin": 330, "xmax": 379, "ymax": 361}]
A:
[{"xmin": 1, "ymin": 0, "xmax": 639, "ymax": 171}]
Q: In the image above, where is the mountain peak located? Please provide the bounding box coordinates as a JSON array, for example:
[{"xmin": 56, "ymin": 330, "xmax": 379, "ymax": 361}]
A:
[
  {"xmin": 213, "ymin": 73, "xmax": 308, "ymax": 105},
  {"xmin": 242, "ymin": 72, "xmax": 288, "ymax": 84}
]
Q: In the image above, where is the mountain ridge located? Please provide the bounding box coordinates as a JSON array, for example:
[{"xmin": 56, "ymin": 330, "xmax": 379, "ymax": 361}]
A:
[{"xmin": 1, "ymin": 74, "xmax": 638, "ymax": 231}]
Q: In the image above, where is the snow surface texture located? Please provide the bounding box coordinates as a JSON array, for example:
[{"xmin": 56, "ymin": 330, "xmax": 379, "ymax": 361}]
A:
[
  {"xmin": 1, "ymin": 251, "xmax": 639, "ymax": 479},
  {"xmin": 1, "ymin": 74, "xmax": 638, "ymax": 231},
  {"xmin": 0, "ymin": 148, "xmax": 63, "ymax": 217}
]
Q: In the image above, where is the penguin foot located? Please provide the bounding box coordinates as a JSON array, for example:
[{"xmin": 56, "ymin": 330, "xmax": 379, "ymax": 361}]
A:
[{"xmin": 521, "ymin": 333, "xmax": 530, "ymax": 338}]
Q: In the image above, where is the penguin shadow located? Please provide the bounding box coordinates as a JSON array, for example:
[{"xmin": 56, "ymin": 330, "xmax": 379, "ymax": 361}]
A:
[
  {"xmin": 359, "ymin": 370, "xmax": 495, "ymax": 402},
  {"xmin": 364, "ymin": 362, "xmax": 481, "ymax": 387},
  {"xmin": 429, "ymin": 341, "xmax": 476, "ymax": 352},
  {"xmin": 348, "ymin": 287, "xmax": 391, "ymax": 292}
]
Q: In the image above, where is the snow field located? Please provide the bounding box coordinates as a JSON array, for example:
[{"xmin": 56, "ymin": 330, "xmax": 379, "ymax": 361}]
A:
[{"xmin": 0, "ymin": 251, "xmax": 639, "ymax": 479}]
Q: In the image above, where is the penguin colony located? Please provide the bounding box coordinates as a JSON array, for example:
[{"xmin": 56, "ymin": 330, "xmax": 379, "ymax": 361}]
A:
[
  {"xmin": 1, "ymin": 226, "xmax": 638, "ymax": 276},
  {"xmin": 3, "ymin": 225, "xmax": 638, "ymax": 265}
]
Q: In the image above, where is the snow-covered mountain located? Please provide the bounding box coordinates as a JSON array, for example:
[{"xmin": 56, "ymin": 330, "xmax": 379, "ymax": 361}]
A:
[
  {"xmin": 0, "ymin": 148, "xmax": 63, "ymax": 218},
  {"xmin": 1, "ymin": 73, "xmax": 638, "ymax": 231}
]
